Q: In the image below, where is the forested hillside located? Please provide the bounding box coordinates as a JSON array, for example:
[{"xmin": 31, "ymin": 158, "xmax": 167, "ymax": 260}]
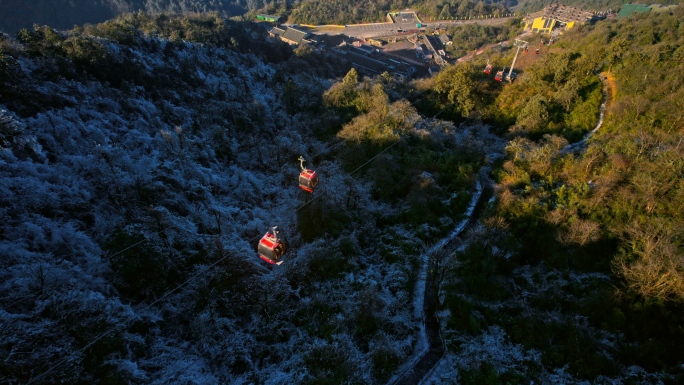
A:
[
  {"xmin": 6, "ymin": 0, "xmax": 669, "ymax": 37},
  {"xmin": 288, "ymin": 0, "xmax": 508, "ymax": 26},
  {"xmin": 515, "ymin": 0, "xmax": 669, "ymax": 13},
  {"xmin": 0, "ymin": 0, "xmax": 264, "ymax": 33},
  {"xmin": 2, "ymin": 4, "xmax": 684, "ymax": 385},
  {"xmin": 1, "ymin": 0, "xmax": 503, "ymax": 34},
  {"xmin": 0, "ymin": 12, "xmax": 491, "ymax": 384},
  {"xmin": 425, "ymin": 7, "xmax": 684, "ymax": 384}
]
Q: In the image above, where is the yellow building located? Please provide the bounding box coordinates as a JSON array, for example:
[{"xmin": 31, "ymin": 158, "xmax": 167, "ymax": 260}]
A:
[{"xmin": 523, "ymin": 4, "xmax": 597, "ymax": 34}]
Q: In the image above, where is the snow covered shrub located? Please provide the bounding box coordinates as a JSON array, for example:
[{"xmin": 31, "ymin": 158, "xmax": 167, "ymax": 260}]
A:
[
  {"xmin": 296, "ymin": 197, "xmax": 353, "ymax": 242},
  {"xmin": 370, "ymin": 345, "xmax": 401, "ymax": 382},
  {"xmin": 104, "ymin": 227, "xmax": 169, "ymax": 302},
  {"xmin": 303, "ymin": 342, "xmax": 366, "ymax": 385}
]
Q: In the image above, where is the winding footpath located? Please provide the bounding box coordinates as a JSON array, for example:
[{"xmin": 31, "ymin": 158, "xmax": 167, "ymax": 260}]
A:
[
  {"xmin": 390, "ymin": 71, "xmax": 611, "ymax": 385},
  {"xmin": 560, "ymin": 72, "xmax": 612, "ymax": 155},
  {"xmin": 389, "ymin": 174, "xmax": 487, "ymax": 385}
]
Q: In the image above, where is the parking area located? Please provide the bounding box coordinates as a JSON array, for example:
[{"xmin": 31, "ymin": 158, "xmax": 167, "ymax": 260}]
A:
[
  {"xmin": 346, "ymin": 23, "xmax": 394, "ymax": 32},
  {"xmin": 394, "ymin": 12, "xmax": 417, "ymax": 23},
  {"xmin": 345, "ymin": 22, "xmax": 421, "ymax": 39}
]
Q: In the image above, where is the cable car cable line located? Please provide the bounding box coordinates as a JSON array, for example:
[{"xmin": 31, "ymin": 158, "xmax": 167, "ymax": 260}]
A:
[
  {"xmin": 28, "ymin": 86, "xmax": 452, "ymax": 383},
  {"xmin": 301, "ymin": 89, "xmax": 434, "ymax": 164},
  {"xmin": 295, "ymin": 97, "xmax": 455, "ymax": 212},
  {"xmin": 26, "ymin": 230, "xmax": 266, "ymax": 385},
  {"xmin": 294, "ymin": 136, "xmax": 405, "ymax": 213},
  {"xmin": 379, "ymin": 172, "xmax": 412, "ymax": 200}
]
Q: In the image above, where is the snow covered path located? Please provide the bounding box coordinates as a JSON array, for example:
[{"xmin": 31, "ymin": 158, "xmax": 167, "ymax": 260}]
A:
[
  {"xmin": 414, "ymin": 72, "xmax": 611, "ymax": 385},
  {"xmin": 389, "ymin": 173, "xmax": 486, "ymax": 385},
  {"xmin": 560, "ymin": 72, "xmax": 610, "ymax": 155}
]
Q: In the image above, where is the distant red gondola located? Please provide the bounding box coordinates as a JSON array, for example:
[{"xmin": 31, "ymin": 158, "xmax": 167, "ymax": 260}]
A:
[
  {"xmin": 298, "ymin": 156, "xmax": 319, "ymax": 193},
  {"xmin": 258, "ymin": 226, "xmax": 286, "ymax": 265},
  {"xmin": 483, "ymin": 63, "xmax": 492, "ymax": 75},
  {"xmin": 494, "ymin": 70, "xmax": 504, "ymax": 82}
]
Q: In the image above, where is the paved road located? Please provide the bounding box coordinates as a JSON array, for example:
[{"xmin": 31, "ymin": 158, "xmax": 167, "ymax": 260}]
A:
[
  {"xmin": 309, "ymin": 17, "xmax": 516, "ymax": 39},
  {"xmin": 338, "ymin": 17, "xmax": 516, "ymax": 39}
]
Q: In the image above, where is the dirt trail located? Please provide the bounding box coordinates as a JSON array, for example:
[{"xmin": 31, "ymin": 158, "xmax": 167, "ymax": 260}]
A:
[{"xmin": 601, "ymin": 71, "xmax": 617, "ymax": 103}]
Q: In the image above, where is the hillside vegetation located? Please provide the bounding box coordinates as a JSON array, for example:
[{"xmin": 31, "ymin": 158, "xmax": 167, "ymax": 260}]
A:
[
  {"xmin": 0, "ymin": 12, "xmax": 490, "ymax": 384},
  {"xmin": 288, "ymin": 0, "xmax": 507, "ymax": 26},
  {"xmin": 3, "ymin": 0, "xmax": 657, "ymax": 36},
  {"xmin": 0, "ymin": 0, "xmax": 261, "ymax": 33},
  {"xmin": 427, "ymin": 7, "xmax": 684, "ymax": 384},
  {"xmin": 2, "ymin": 5, "xmax": 684, "ymax": 384}
]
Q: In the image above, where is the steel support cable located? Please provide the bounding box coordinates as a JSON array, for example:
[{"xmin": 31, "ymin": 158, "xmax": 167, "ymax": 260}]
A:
[
  {"xmin": 315, "ymin": 137, "xmax": 344, "ymax": 156},
  {"xmin": 379, "ymin": 172, "xmax": 412, "ymax": 200},
  {"xmin": 295, "ymin": 136, "xmax": 404, "ymax": 213},
  {"xmin": 302, "ymin": 89, "xmax": 433, "ymax": 166},
  {"xmin": 5, "ymin": 234, "xmax": 157, "ymax": 328},
  {"xmin": 26, "ymin": 231, "xmax": 264, "ymax": 385},
  {"xmin": 295, "ymin": 97, "xmax": 453, "ymax": 214},
  {"xmin": 28, "ymin": 86, "xmax": 444, "ymax": 383}
]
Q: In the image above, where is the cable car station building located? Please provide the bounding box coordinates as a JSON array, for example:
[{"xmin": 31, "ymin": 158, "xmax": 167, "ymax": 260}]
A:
[
  {"xmin": 268, "ymin": 26, "xmax": 314, "ymax": 46},
  {"xmin": 523, "ymin": 4, "xmax": 598, "ymax": 34}
]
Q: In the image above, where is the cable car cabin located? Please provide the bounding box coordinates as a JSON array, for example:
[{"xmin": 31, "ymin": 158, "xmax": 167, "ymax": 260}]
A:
[
  {"xmin": 258, "ymin": 228, "xmax": 286, "ymax": 265},
  {"xmin": 299, "ymin": 169, "xmax": 319, "ymax": 193},
  {"xmin": 298, "ymin": 156, "xmax": 319, "ymax": 193},
  {"xmin": 535, "ymin": 49, "xmax": 540, "ymax": 55},
  {"xmin": 524, "ymin": 46, "xmax": 529, "ymax": 53},
  {"xmin": 494, "ymin": 71, "xmax": 504, "ymax": 82},
  {"xmin": 483, "ymin": 64, "xmax": 492, "ymax": 75}
]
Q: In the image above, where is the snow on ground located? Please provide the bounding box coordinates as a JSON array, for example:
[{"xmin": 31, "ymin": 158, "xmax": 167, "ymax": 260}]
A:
[
  {"xmin": 423, "ymin": 326, "xmax": 541, "ymax": 385},
  {"xmin": 388, "ymin": 172, "xmax": 485, "ymax": 384}
]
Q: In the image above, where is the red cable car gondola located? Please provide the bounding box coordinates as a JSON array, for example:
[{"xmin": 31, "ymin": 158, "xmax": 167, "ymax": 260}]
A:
[
  {"xmin": 494, "ymin": 70, "xmax": 504, "ymax": 82},
  {"xmin": 298, "ymin": 156, "xmax": 319, "ymax": 193},
  {"xmin": 483, "ymin": 63, "xmax": 492, "ymax": 75},
  {"xmin": 258, "ymin": 226, "xmax": 287, "ymax": 265}
]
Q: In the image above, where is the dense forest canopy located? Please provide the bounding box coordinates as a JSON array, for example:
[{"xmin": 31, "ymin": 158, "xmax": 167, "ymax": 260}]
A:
[
  {"xmin": 0, "ymin": 0, "xmax": 264, "ymax": 33},
  {"xmin": 287, "ymin": 0, "xmax": 508, "ymax": 26},
  {"xmin": 4, "ymin": 0, "xmax": 666, "ymax": 34},
  {"xmin": 2, "ymin": 3, "xmax": 684, "ymax": 384},
  {"xmin": 0, "ymin": 11, "xmax": 489, "ymax": 384},
  {"xmin": 517, "ymin": 0, "xmax": 680, "ymax": 13},
  {"xmin": 437, "ymin": 6, "xmax": 684, "ymax": 384}
]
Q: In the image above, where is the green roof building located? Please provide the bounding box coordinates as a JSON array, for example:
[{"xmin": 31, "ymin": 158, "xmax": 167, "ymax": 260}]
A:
[
  {"xmin": 257, "ymin": 14, "xmax": 280, "ymax": 22},
  {"xmin": 617, "ymin": 4, "xmax": 653, "ymax": 17}
]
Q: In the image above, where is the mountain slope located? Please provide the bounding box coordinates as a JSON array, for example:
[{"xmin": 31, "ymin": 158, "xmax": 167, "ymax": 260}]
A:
[
  {"xmin": 0, "ymin": 12, "xmax": 492, "ymax": 384},
  {"xmin": 0, "ymin": 0, "xmax": 253, "ymax": 34}
]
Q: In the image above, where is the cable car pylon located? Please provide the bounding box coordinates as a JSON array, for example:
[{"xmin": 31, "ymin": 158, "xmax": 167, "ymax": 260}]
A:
[{"xmin": 505, "ymin": 39, "xmax": 527, "ymax": 82}]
